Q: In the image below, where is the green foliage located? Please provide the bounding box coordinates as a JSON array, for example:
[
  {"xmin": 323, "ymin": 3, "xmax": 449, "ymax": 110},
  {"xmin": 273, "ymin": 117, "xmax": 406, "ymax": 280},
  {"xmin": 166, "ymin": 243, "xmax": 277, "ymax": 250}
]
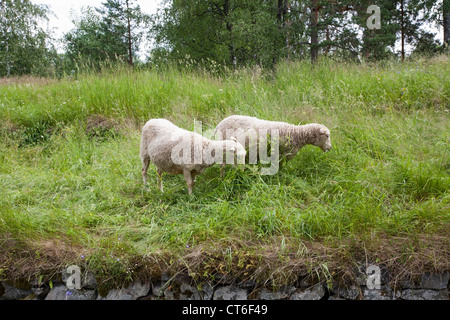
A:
[
  {"xmin": 96, "ymin": 0, "xmax": 149, "ymax": 65},
  {"xmin": 151, "ymin": 0, "xmax": 284, "ymax": 67},
  {"xmin": 150, "ymin": 0, "xmax": 447, "ymax": 66},
  {"xmin": 63, "ymin": 7, "xmax": 106, "ymax": 71},
  {"xmin": 0, "ymin": 0, "xmax": 59, "ymax": 77},
  {"xmin": 63, "ymin": 0, "xmax": 150, "ymax": 70},
  {"xmin": 1, "ymin": 0, "xmax": 448, "ymax": 77}
]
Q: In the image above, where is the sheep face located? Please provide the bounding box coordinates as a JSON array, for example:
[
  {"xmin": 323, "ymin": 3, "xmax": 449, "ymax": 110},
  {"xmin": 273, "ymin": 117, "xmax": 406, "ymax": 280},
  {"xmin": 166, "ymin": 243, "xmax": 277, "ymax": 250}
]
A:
[{"xmin": 316, "ymin": 126, "xmax": 332, "ymax": 152}]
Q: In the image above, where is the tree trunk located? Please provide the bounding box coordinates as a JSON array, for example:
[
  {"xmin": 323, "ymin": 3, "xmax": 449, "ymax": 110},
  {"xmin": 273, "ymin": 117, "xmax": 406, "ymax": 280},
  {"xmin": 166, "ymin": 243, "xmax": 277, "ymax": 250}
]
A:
[
  {"xmin": 274, "ymin": 0, "xmax": 284, "ymax": 65},
  {"xmin": 224, "ymin": 0, "xmax": 236, "ymax": 67},
  {"xmin": 275, "ymin": 0, "xmax": 289, "ymax": 63},
  {"xmin": 126, "ymin": 0, "xmax": 133, "ymax": 66},
  {"xmin": 325, "ymin": 27, "xmax": 330, "ymax": 56},
  {"xmin": 444, "ymin": 0, "xmax": 450, "ymax": 47},
  {"xmin": 285, "ymin": 0, "xmax": 291, "ymax": 60},
  {"xmin": 277, "ymin": 0, "xmax": 284, "ymax": 22},
  {"xmin": 310, "ymin": 1, "xmax": 319, "ymax": 64},
  {"xmin": 1, "ymin": 0, "xmax": 10, "ymax": 76},
  {"xmin": 6, "ymin": 41, "xmax": 10, "ymax": 77},
  {"xmin": 401, "ymin": 0, "xmax": 405, "ymax": 61}
]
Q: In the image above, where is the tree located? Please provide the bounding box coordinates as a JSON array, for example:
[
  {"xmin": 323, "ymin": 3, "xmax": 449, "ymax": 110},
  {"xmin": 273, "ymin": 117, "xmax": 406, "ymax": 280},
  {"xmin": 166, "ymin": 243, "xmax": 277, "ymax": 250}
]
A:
[
  {"xmin": 290, "ymin": 0, "xmax": 444, "ymax": 62},
  {"xmin": 151, "ymin": 0, "xmax": 446, "ymax": 67},
  {"xmin": 445, "ymin": 0, "xmax": 449, "ymax": 46},
  {"xmin": 151, "ymin": 0, "xmax": 283, "ymax": 68},
  {"xmin": 64, "ymin": 1, "xmax": 150, "ymax": 68},
  {"xmin": 412, "ymin": 30, "xmax": 445, "ymax": 55},
  {"xmin": 349, "ymin": 0, "xmax": 400, "ymax": 61},
  {"xmin": 0, "ymin": 0, "xmax": 57, "ymax": 76},
  {"xmin": 151, "ymin": 0, "xmax": 226, "ymax": 64},
  {"xmin": 395, "ymin": 0, "xmax": 445, "ymax": 58},
  {"xmin": 96, "ymin": 0, "xmax": 149, "ymax": 66},
  {"xmin": 64, "ymin": 7, "xmax": 105, "ymax": 70},
  {"xmin": 153, "ymin": 0, "xmax": 363, "ymax": 65},
  {"xmin": 286, "ymin": 0, "xmax": 362, "ymax": 63}
]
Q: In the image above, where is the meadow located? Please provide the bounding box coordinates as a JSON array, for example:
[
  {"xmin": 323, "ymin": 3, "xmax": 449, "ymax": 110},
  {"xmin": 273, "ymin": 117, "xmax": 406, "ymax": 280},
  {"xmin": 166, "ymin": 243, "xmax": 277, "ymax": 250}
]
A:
[{"xmin": 0, "ymin": 57, "xmax": 449, "ymax": 289}]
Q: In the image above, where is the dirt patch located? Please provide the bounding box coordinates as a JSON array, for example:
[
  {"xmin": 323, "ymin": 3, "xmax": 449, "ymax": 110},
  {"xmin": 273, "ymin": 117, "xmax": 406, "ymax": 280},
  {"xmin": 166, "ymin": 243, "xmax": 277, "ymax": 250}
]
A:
[
  {"xmin": 0, "ymin": 236, "xmax": 90, "ymax": 281},
  {"xmin": 86, "ymin": 115, "xmax": 121, "ymax": 135},
  {"xmin": 85, "ymin": 115, "xmax": 139, "ymax": 136},
  {"xmin": 0, "ymin": 76, "xmax": 57, "ymax": 87},
  {"xmin": 0, "ymin": 120, "xmax": 21, "ymax": 134},
  {"xmin": 1, "ymin": 231, "xmax": 448, "ymax": 290}
]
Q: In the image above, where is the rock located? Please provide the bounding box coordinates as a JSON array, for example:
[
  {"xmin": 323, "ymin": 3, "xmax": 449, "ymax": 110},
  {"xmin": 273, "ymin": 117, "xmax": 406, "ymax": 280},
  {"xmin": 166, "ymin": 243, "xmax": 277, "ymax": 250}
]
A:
[
  {"xmin": 61, "ymin": 267, "xmax": 97, "ymax": 290},
  {"xmin": 401, "ymin": 289, "xmax": 447, "ymax": 300},
  {"xmin": 179, "ymin": 281, "xmax": 214, "ymax": 300},
  {"xmin": 151, "ymin": 281, "xmax": 166, "ymax": 298},
  {"xmin": 101, "ymin": 289, "xmax": 133, "ymax": 300},
  {"xmin": 398, "ymin": 278, "xmax": 416, "ymax": 289},
  {"xmin": 45, "ymin": 284, "xmax": 97, "ymax": 300},
  {"xmin": 328, "ymin": 295, "xmax": 345, "ymax": 300},
  {"xmin": 45, "ymin": 285, "xmax": 67, "ymax": 300},
  {"xmin": 81, "ymin": 271, "xmax": 97, "ymax": 290},
  {"xmin": 99, "ymin": 280, "xmax": 151, "ymax": 300},
  {"xmin": 356, "ymin": 264, "xmax": 389, "ymax": 287},
  {"xmin": 31, "ymin": 286, "xmax": 51, "ymax": 300},
  {"xmin": 335, "ymin": 285, "xmax": 361, "ymax": 300},
  {"xmin": 0, "ymin": 281, "xmax": 33, "ymax": 300},
  {"xmin": 2, "ymin": 267, "xmax": 449, "ymax": 301},
  {"xmin": 363, "ymin": 287, "xmax": 393, "ymax": 300},
  {"xmin": 213, "ymin": 285, "xmax": 248, "ymax": 300},
  {"xmin": 152, "ymin": 280, "xmax": 214, "ymax": 300},
  {"xmin": 257, "ymin": 286, "xmax": 296, "ymax": 300},
  {"xmin": 68, "ymin": 289, "xmax": 97, "ymax": 300},
  {"xmin": 420, "ymin": 273, "xmax": 449, "ymax": 290},
  {"xmin": 161, "ymin": 272, "xmax": 171, "ymax": 282},
  {"xmin": 290, "ymin": 284, "xmax": 325, "ymax": 300},
  {"xmin": 178, "ymin": 282, "xmax": 197, "ymax": 300}
]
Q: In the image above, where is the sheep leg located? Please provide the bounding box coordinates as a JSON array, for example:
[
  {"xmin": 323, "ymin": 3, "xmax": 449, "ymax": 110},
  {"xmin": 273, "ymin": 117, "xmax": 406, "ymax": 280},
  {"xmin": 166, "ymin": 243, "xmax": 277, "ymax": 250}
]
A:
[
  {"xmin": 141, "ymin": 156, "xmax": 150, "ymax": 185},
  {"xmin": 183, "ymin": 169, "xmax": 194, "ymax": 195},
  {"xmin": 220, "ymin": 163, "xmax": 225, "ymax": 178},
  {"xmin": 157, "ymin": 168, "xmax": 164, "ymax": 193}
]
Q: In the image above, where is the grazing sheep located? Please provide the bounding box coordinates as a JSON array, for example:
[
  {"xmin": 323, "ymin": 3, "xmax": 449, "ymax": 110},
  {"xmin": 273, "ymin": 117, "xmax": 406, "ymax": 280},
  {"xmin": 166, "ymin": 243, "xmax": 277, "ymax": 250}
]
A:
[
  {"xmin": 214, "ymin": 115, "xmax": 331, "ymax": 173},
  {"xmin": 140, "ymin": 118, "xmax": 246, "ymax": 195}
]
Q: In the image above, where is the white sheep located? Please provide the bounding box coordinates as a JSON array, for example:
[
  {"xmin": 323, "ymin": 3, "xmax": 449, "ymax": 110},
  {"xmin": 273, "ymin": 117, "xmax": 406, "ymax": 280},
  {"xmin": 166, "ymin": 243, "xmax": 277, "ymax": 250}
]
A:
[
  {"xmin": 214, "ymin": 115, "xmax": 331, "ymax": 173},
  {"xmin": 140, "ymin": 118, "xmax": 246, "ymax": 195}
]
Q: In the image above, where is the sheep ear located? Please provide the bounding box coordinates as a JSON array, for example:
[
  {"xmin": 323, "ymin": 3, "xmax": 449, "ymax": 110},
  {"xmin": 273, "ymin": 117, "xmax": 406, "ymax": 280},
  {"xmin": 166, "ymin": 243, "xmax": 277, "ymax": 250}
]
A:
[
  {"xmin": 230, "ymin": 136, "xmax": 237, "ymax": 142},
  {"xmin": 319, "ymin": 128, "xmax": 326, "ymax": 135}
]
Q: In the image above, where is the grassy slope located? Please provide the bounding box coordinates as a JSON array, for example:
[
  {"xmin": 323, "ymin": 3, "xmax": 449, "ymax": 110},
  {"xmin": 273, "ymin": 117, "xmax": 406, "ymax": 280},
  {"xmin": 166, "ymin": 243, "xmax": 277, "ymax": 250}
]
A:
[{"xmin": 0, "ymin": 57, "xmax": 449, "ymax": 289}]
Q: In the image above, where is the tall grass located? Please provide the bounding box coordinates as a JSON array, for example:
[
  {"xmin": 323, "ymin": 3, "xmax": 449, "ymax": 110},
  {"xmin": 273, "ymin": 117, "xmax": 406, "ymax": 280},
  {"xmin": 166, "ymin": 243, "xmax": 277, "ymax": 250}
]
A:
[{"xmin": 0, "ymin": 56, "xmax": 449, "ymax": 285}]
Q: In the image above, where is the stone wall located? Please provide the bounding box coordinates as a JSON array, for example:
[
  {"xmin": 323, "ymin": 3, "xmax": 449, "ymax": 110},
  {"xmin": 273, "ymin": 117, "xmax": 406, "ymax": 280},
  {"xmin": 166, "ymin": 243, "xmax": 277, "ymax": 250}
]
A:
[{"xmin": 1, "ymin": 270, "xmax": 448, "ymax": 300}]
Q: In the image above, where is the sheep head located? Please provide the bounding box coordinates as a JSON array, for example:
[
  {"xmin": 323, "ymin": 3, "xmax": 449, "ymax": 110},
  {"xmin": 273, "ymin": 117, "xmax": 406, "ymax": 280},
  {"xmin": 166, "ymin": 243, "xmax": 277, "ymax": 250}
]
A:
[{"xmin": 317, "ymin": 126, "xmax": 332, "ymax": 152}]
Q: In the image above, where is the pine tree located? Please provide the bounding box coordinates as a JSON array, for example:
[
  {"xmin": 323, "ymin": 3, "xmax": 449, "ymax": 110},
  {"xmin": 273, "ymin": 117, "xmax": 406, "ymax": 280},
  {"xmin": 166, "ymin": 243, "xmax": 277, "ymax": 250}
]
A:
[{"xmin": 96, "ymin": 0, "xmax": 148, "ymax": 65}]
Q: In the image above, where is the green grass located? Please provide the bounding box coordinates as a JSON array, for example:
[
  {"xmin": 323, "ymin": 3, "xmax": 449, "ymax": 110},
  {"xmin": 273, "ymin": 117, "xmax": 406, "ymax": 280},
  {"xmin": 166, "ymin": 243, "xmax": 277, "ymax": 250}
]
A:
[{"xmin": 0, "ymin": 56, "xmax": 449, "ymax": 288}]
